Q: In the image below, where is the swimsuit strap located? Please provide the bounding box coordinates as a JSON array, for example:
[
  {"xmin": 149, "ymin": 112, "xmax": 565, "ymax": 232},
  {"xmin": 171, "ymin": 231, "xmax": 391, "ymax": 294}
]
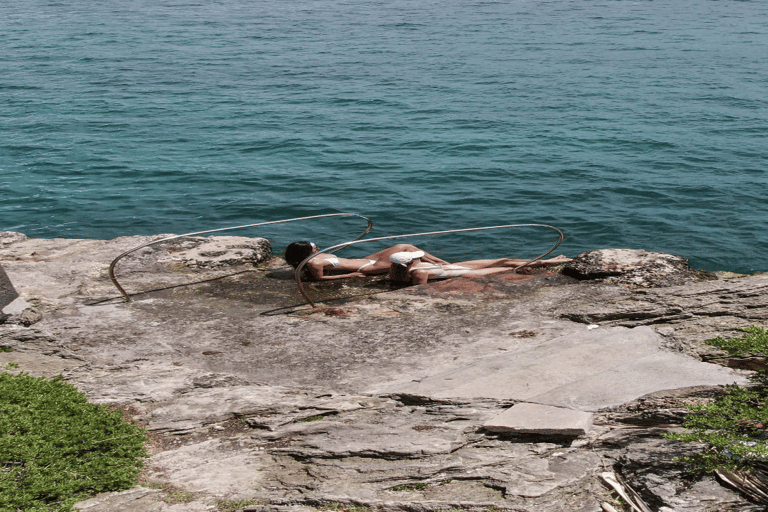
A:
[{"xmin": 357, "ymin": 259, "xmax": 377, "ymax": 272}]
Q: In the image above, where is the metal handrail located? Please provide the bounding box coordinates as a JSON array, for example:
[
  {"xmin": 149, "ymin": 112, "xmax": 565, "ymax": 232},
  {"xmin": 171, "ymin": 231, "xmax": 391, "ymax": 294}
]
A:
[
  {"xmin": 296, "ymin": 223, "xmax": 564, "ymax": 308},
  {"xmin": 109, "ymin": 213, "xmax": 373, "ymax": 302}
]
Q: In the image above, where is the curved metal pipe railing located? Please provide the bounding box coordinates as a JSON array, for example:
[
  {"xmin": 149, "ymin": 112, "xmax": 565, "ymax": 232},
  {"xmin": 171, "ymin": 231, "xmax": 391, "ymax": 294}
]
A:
[
  {"xmin": 109, "ymin": 213, "xmax": 373, "ymax": 302},
  {"xmin": 296, "ymin": 223, "xmax": 564, "ymax": 308}
]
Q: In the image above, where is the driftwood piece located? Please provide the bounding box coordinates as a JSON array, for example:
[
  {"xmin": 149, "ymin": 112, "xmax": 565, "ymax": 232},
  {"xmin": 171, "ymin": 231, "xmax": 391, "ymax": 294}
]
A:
[{"xmin": 717, "ymin": 467, "xmax": 768, "ymax": 504}]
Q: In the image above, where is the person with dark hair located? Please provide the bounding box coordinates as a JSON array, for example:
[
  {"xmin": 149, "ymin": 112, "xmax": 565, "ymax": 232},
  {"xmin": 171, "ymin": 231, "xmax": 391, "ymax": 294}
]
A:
[
  {"xmin": 284, "ymin": 241, "xmax": 449, "ymax": 281},
  {"xmin": 387, "ymin": 250, "xmax": 572, "ymax": 285}
]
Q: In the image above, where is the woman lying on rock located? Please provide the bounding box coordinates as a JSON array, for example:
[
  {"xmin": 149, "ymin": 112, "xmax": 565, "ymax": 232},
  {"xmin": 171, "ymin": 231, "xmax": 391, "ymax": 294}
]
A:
[
  {"xmin": 284, "ymin": 241, "xmax": 450, "ymax": 281},
  {"xmin": 285, "ymin": 241, "xmax": 571, "ymax": 284},
  {"xmin": 388, "ymin": 250, "xmax": 572, "ymax": 285}
]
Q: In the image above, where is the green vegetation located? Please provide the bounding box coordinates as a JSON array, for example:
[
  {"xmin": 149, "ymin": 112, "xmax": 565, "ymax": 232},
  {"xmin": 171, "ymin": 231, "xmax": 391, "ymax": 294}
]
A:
[
  {"xmin": 214, "ymin": 498, "xmax": 264, "ymax": 511},
  {"xmin": 140, "ymin": 480, "xmax": 199, "ymax": 505},
  {"xmin": 319, "ymin": 503, "xmax": 512, "ymax": 512},
  {"xmin": 0, "ymin": 372, "xmax": 148, "ymax": 511},
  {"xmin": 294, "ymin": 414, "xmax": 326, "ymax": 423},
  {"xmin": 666, "ymin": 326, "xmax": 768, "ymax": 474},
  {"xmin": 320, "ymin": 503, "xmax": 374, "ymax": 512},
  {"xmin": 390, "ymin": 482, "xmax": 430, "ymax": 492},
  {"xmin": 705, "ymin": 326, "xmax": 768, "ymax": 357}
]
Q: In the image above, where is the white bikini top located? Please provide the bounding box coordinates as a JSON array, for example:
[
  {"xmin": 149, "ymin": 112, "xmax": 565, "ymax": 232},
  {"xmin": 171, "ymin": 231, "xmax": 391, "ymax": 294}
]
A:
[
  {"xmin": 319, "ymin": 255, "xmax": 375, "ymax": 271},
  {"xmin": 319, "ymin": 255, "xmax": 340, "ymax": 267}
]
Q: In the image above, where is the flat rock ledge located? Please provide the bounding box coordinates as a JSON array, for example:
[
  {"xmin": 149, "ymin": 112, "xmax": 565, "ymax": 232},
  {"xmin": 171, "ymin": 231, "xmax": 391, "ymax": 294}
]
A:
[
  {"xmin": 1, "ymin": 234, "xmax": 767, "ymax": 512},
  {"xmin": 483, "ymin": 403, "xmax": 594, "ymax": 437}
]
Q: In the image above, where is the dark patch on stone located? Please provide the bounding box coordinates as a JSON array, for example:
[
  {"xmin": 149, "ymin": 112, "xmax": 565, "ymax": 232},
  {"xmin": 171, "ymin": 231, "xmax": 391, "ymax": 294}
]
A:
[
  {"xmin": 704, "ymin": 355, "xmax": 768, "ymax": 372},
  {"xmin": 0, "ymin": 263, "xmax": 18, "ymax": 311},
  {"xmin": 324, "ymin": 307, "xmax": 350, "ymax": 317},
  {"xmin": 192, "ymin": 374, "xmax": 249, "ymax": 388},
  {"xmin": 480, "ymin": 430, "xmax": 578, "ymax": 446},
  {"xmin": 510, "ymin": 330, "xmax": 537, "ymax": 338}
]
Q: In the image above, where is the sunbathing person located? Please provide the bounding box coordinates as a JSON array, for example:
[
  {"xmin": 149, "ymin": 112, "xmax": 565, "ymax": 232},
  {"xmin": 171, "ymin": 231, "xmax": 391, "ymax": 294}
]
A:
[
  {"xmin": 388, "ymin": 250, "xmax": 572, "ymax": 285},
  {"xmin": 284, "ymin": 241, "xmax": 449, "ymax": 281}
]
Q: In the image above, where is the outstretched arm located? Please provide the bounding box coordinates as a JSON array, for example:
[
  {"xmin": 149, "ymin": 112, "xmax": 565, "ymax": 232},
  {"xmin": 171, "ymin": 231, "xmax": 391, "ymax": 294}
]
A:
[
  {"xmin": 315, "ymin": 271, "xmax": 366, "ymax": 280},
  {"xmin": 306, "ymin": 258, "xmax": 365, "ymax": 281}
]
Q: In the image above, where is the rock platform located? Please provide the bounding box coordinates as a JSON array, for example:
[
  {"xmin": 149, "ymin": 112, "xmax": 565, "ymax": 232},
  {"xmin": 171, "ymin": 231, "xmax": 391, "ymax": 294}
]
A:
[{"xmin": 1, "ymin": 232, "xmax": 767, "ymax": 511}]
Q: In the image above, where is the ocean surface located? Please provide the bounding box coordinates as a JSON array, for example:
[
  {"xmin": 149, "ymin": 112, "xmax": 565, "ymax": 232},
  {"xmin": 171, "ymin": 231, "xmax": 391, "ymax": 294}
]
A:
[{"xmin": 2, "ymin": 0, "xmax": 767, "ymax": 272}]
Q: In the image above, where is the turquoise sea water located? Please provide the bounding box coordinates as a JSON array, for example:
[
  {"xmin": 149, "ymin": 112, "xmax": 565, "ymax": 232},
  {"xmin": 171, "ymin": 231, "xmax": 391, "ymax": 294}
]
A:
[{"xmin": 2, "ymin": 0, "xmax": 767, "ymax": 272}]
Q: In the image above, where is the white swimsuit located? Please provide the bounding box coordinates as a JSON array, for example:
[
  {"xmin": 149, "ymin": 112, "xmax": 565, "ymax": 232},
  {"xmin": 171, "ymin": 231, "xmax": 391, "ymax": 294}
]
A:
[
  {"xmin": 320, "ymin": 255, "xmax": 376, "ymax": 272},
  {"xmin": 411, "ymin": 263, "xmax": 473, "ymax": 278},
  {"xmin": 357, "ymin": 259, "xmax": 377, "ymax": 272},
  {"xmin": 319, "ymin": 255, "xmax": 340, "ymax": 266}
]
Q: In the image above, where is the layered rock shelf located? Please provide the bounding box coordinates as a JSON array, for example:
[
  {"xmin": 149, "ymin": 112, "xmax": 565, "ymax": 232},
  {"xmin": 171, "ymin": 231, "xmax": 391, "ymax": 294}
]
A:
[{"xmin": 1, "ymin": 231, "xmax": 767, "ymax": 512}]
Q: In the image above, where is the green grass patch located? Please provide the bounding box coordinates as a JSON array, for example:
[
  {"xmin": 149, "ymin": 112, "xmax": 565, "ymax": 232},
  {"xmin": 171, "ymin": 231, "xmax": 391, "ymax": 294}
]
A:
[
  {"xmin": 321, "ymin": 503, "xmax": 374, "ymax": 512},
  {"xmin": 390, "ymin": 483, "xmax": 430, "ymax": 491},
  {"xmin": 0, "ymin": 347, "xmax": 14, "ymax": 353},
  {"xmin": 706, "ymin": 326, "xmax": 768, "ymax": 356},
  {"xmin": 0, "ymin": 372, "xmax": 148, "ymax": 511},
  {"xmin": 665, "ymin": 326, "xmax": 768, "ymax": 474},
  {"xmin": 294, "ymin": 414, "xmax": 326, "ymax": 423},
  {"xmin": 215, "ymin": 498, "xmax": 264, "ymax": 511},
  {"xmin": 140, "ymin": 480, "xmax": 199, "ymax": 505}
]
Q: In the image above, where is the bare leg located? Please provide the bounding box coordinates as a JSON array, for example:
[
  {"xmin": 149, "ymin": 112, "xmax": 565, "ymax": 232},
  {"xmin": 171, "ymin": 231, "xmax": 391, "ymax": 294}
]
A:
[
  {"xmin": 450, "ymin": 258, "xmax": 528, "ymax": 270},
  {"xmin": 411, "ymin": 266, "xmax": 522, "ymax": 285},
  {"xmin": 523, "ymin": 255, "xmax": 572, "ymax": 267},
  {"xmin": 409, "ymin": 255, "xmax": 572, "ymax": 285},
  {"xmin": 454, "ymin": 255, "xmax": 572, "ymax": 270}
]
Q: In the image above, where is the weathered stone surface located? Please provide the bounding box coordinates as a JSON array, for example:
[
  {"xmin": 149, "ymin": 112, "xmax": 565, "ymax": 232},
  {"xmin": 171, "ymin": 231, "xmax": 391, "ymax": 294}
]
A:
[
  {"xmin": 2, "ymin": 296, "xmax": 28, "ymax": 315},
  {"xmin": 73, "ymin": 487, "xmax": 167, "ymax": 512},
  {"xmin": 1, "ymin": 296, "xmax": 44, "ymax": 326},
  {"xmin": 1, "ymin": 233, "xmax": 765, "ymax": 511},
  {"xmin": 382, "ymin": 325, "xmax": 746, "ymax": 411},
  {"xmin": 563, "ymin": 248, "xmax": 716, "ymax": 288},
  {"xmin": 154, "ymin": 235, "xmax": 273, "ymax": 269},
  {"xmin": 558, "ymin": 272, "xmax": 768, "ymax": 362},
  {"xmin": 0, "ymin": 325, "xmax": 86, "ymax": 377},
  {"xmin": 0, "ymin": 231, "xmax": 28, "ymax": 246},
  {"xmin": 484, "ymin": 403, "xmax": 594, "ymax": 436}
]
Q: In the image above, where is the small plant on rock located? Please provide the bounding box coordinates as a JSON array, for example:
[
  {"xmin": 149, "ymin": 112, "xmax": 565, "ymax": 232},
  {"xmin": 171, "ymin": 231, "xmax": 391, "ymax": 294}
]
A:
[
  {"xmin": 665, "ymin": 326, "xmax": 768, "ymax": 474},
  {"xmin": 321, "ymin": 502, "xmax": 374, "ymax": 512},
  {"xmin": 294, "ymin": 414, "xmax": 325, "ymax": 423},
  {"xmin": 215, "ymin": 498, "xmax": 264, "ymax": 511},
  {"xmin": 390, "ymin": 482, "xmax": 430, "ymax": 492}
]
